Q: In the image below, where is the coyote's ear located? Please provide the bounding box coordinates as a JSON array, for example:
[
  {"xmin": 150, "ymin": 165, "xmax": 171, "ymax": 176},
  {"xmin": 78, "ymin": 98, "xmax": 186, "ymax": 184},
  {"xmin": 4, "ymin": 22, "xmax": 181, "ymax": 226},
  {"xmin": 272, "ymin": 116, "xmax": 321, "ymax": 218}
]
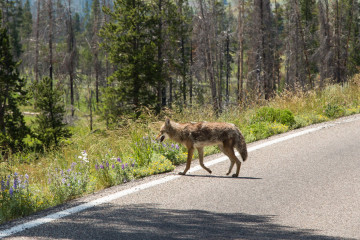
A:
[{"xmin": 165, "ymin": 117, "xmax": 171, "ymax": 126}]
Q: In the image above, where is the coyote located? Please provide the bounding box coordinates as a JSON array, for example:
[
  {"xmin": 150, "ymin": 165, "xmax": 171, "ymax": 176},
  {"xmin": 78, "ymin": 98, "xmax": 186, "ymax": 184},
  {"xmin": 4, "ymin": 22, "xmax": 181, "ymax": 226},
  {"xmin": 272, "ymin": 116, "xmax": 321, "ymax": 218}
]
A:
[{"xmin": 156, "ymin": 118, "xmax": 248, "ymax": 177}]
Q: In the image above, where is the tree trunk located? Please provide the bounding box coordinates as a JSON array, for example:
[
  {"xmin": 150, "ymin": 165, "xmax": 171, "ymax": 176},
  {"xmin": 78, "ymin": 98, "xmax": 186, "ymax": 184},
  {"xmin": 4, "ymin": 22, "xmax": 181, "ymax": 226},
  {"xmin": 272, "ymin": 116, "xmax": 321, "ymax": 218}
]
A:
[
  {"xmin": 189, "ymin": 40, "xmax": 193, "ymax": 106},
  {"xmin": 225, "ymin": 32, "xmax": 230, "ymax": 106},
  {"xmin": 67, "ymin": 0, "xmax": 75, "ymax": 116},
  {"xmin": 35, "ymin": 0, "xmax": 40, "ymax": 83},
  {"xmin": 294, "ymin": 0, "xmax": 313, "ymax": 89},
  {"xmin": 199, "ymin": 0, "xmax": 218, "ymax": 114},
  {"xmin": 237, "ymin": 0, "xmax": 244, "ymax": 103},
  {"xmin": 48, "ymin": 0, "xmax": 53, "ymax": 83}
]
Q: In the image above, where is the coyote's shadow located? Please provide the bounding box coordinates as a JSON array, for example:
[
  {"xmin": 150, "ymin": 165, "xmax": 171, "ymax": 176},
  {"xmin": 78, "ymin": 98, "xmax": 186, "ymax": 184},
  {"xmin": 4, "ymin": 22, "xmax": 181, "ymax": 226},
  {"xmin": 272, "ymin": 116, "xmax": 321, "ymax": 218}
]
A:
[{"xmin": 182, "ymin": 174, "xmax": 262, "ymax": 180}]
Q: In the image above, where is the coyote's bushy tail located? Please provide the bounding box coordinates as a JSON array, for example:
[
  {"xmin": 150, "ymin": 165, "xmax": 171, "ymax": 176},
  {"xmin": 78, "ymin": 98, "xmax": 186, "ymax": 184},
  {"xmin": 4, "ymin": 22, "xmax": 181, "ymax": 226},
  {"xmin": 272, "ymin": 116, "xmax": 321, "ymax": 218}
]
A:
[{"xmin": 235, "ymin": 129, "xmax": 248, "ymax": 161}]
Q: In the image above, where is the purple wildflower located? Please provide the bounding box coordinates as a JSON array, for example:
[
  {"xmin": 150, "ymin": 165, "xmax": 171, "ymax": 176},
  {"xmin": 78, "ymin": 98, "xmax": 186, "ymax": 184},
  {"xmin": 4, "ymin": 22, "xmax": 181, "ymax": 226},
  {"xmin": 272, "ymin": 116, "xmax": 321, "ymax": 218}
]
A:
[
  {"xmin": 175, "ymin": 144, "xmax": 179, "ymax": 150},
  {"xmin": 100, "ymin": 164, "xmax": 104, "ymax": 169},
  {"xmin": 9, "ymin": 187, "xmax": 13, "ymax": 197},
  {"xmin": 13, "ymin": 178, "xmax": 18, "ymax": 190},
  {"xmin": 24, "ymin": 174, "xmax": 29, "ymax": 185},
  {"xmin": 1, "ymin": 180, "xmax": 5, "ymax": 191},
  {"xmin": 125, "ymin": 163, "xmax": 128, "ymax": 168},
  {"xmin": 131, "ymin": 162, "xmax": 135, "ymax": 168},
  {"xmin": 62, "ymin": 178, "xmax": 66, "ymax": 184},
  {"xmin": 95, "ymin": 164, "xmax": 99, "ymax": 170},
  {"xmin": 121, "ymin": 164, "xmax": 125, "ymax": 170},
  {"xmin": 117, "ymin": 158, "xmax": 122, "ymax": 163},
  {"xmin": 6, "ymin": 176, "xmax": 10, "ymax": 188},
  {"xmin": 106, "ymin": 162, "xmax": 109, "ymax": 168},
  {"xmin": 112, "ymin": 164, "xmax": 115, "ymax": 169}
]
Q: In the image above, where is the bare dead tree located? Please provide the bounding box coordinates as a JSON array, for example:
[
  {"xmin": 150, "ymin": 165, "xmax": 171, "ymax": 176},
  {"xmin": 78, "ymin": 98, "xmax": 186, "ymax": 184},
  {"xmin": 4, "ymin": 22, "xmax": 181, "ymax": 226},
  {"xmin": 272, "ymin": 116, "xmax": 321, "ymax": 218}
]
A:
[
  {"xmin": 194, "ymin": 0, "xmax": 219, "ymax": 114},
  {"xmin": 66, "ymin": 0, "xmax": 76, "ymax": 116},
  {"xmin": 34, "ymin": 0, "xmax": 40, "ymax": 83},
  {"xmin": 294, "ymin": 0, "xmax": 313, "ymax": 89},
  {"xmin": 315, "ymin": 0, "xmax": 333, "ymax": 88},
  {"xmin": 247, "ymin": 0, "xmax": 274, "ymax": 99},
  {"xmin": 237, "ymin": 0, "xmax": 245, "ymax": 103},
  {"xmin": 48, "ymin": 0, "xmax": 53, "ymax": 83}
]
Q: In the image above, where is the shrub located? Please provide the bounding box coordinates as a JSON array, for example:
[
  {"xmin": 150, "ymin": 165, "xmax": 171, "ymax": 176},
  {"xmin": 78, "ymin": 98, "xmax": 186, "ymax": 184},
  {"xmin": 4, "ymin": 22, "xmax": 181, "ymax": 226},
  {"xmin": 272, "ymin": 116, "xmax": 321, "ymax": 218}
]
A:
[
  {"xmin": 244, "ymin": 122, "xmax": 288, "ymax": 142},
  {"xmin": 94, "ymin": 153, "xmax": 135, "ymax": 188},
  {"xmin": 154, "ymin": 141, "xmax": 185, "ymax": 165},
  {"xmin": 133, "ymin": 154, "xmax": 174, "ymax": 178},
  {"xmin": 251, "ymin": 107, "xmax": 296, "ymax": 127},
  {"xmin": 323, "ymin": 103, "xmax": 345, "ymax": 118}
]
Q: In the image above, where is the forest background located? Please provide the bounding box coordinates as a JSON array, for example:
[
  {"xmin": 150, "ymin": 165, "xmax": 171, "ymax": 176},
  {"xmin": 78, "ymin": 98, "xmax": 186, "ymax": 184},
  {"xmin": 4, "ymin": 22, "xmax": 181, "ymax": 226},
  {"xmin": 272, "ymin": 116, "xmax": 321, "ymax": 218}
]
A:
[{"xmin": 0, "ymin": 0, "xmax": 360, "ymax": 222}]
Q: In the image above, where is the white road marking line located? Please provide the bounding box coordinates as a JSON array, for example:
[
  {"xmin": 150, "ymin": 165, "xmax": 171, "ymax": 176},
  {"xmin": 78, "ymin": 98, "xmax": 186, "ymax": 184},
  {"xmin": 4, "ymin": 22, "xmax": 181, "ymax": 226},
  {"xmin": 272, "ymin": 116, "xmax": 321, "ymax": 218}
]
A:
[{"xmin": 0, "ymin": 118, "xmax": 357, "ymax": 238}]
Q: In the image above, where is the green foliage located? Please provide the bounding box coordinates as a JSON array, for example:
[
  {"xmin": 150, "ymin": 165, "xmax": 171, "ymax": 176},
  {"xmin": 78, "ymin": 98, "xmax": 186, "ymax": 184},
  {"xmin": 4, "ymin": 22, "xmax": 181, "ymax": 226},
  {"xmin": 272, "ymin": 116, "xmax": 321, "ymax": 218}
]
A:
[
  {"xmin": 20, "ymin": 0, "xmax": 32, "ymax": 46},
  {"xmin": 155, "ymin": 141, "xmax": 185, "ymax": 165},
  {"xmin": 130, "ymin": 134, "xmax": 155, "ymax": 167},
  {"xmin": 0, "ymin": 25, "xmax": 29, "ymax": 154},
  {"xmin": 133, "ymin": 154, "xmax": 174, "ymax": 178},
  {"xmin": 94, "ymin": 155, "xmax": 134, "ymax": 188},
  {"xmin": 251, "ymin": 107, "xmax": 296, "ymax": 127},
  {"xmin": 244, "ymin": 107, "xmax": 296, "ymax": 141},
  {"xmin": 100, "ymin": 0, "xmax": 159, "ymax": 117},
  {"xmin": 244, "ymin": 122, "xmax": 289, "ymax": 143},
  {"xmin": 100, "ymin": 0, "xmax": 184, "ymax": 119},
  {"xmin": 98, "ymin": 87, "xmax": 124, "ymax": 129},
  {"xmin": 31, "ymin": 77, "xmax": 72, "ymax": 149},
  {"xmin": 324, "ymin": 103, "xmax": 345, "ymax": 118}
]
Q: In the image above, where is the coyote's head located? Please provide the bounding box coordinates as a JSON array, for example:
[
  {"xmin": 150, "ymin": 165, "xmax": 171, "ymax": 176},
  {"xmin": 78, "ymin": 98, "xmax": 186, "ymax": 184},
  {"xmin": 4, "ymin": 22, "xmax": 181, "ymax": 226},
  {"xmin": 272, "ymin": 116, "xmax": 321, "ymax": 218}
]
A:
[{"xmin": 156, "ymin": 118, "xmax": 171, "ymax": 142}]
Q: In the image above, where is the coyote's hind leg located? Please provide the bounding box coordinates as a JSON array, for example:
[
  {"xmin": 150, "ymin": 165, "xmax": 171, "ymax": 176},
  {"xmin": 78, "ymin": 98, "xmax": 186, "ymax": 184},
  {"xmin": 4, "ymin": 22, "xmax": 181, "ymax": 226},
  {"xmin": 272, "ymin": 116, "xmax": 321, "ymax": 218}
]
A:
[
  {"xmin": 219, "ymin": 145, "xmax": 235, "ymax": 175},
  {"xmin": 219, "ymin": 143, "xmax": 242, "ymax": 177}
]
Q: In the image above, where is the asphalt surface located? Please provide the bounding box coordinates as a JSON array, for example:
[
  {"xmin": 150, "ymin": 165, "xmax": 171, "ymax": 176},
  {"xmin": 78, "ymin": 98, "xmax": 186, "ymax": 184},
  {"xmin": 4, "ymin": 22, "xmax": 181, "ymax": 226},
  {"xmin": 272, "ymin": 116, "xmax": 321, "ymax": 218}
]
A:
[{"xmin": 1, "ymin": 114, "xmax": 360, "ymax": 239}]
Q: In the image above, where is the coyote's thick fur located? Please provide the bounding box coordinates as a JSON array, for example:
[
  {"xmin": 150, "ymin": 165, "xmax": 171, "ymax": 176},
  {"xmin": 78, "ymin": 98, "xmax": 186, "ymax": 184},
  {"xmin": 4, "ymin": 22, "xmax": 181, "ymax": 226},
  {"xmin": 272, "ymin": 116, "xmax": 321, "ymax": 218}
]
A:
[{"xmin": 156, "ymin": 118, "xmax": 248, "ymax": 177}]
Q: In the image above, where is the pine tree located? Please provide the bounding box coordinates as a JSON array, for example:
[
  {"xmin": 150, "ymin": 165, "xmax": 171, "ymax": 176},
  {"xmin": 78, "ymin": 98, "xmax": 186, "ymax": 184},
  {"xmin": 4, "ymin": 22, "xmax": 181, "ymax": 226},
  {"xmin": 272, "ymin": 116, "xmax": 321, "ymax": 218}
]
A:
[
  {"xmin": 21, "ymin": 0, "xmax": 32, "ymax": 48},
  {"xmin": 32, "ymin": 77, "xmax": 71, "ymax": 149},
  {"xmin": 0, "ymin": 11, "xmax": 29, "ymax": 155},
  {"xmin": 100, "ymin": 0, "xmax": 160, "ymax": 120}
]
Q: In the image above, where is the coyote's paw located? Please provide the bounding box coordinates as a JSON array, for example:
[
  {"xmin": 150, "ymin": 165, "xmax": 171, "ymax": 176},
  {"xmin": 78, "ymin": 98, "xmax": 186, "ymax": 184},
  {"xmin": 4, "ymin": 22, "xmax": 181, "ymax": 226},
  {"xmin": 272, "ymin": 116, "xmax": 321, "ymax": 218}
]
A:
[
  {"xmin": 178, "ymin": 172, "xmax": 186, "ymax": 175},
  {"xmin": 232, "ymin": 174, "xmax": 238, "ymax": 178},
  {"xmin": 226, "ymin": 172, "xmax": 230, "ymax": 176}
]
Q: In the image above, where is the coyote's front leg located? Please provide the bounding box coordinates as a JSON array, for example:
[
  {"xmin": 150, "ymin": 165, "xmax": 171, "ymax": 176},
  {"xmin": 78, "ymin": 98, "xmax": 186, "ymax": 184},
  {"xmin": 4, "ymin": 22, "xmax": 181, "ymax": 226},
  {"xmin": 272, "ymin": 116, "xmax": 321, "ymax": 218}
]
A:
[
  {"xmin": 179, "ymin": 147, "xmax": 194, "ymax": 175},
  {"xmin": 197, "ymin": 147, "xmax": 212, "ymax": 174}
]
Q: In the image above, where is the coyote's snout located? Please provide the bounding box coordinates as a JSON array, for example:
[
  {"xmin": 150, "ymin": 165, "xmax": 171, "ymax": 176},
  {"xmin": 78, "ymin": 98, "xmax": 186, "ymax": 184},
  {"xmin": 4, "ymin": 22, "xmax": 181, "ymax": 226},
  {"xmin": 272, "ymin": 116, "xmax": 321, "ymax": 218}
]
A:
[{"xmin": 156, "ymin": 118, "xmax": 248, "ymax": 177}]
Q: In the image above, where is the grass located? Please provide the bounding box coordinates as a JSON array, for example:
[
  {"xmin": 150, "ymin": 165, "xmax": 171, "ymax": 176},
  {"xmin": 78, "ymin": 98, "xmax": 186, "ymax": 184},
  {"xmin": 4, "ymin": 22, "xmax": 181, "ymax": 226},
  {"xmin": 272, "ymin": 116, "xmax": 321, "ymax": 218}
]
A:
[{"xmin": 1, "ymin": 78, "xmax": 360, "ymax": 223}]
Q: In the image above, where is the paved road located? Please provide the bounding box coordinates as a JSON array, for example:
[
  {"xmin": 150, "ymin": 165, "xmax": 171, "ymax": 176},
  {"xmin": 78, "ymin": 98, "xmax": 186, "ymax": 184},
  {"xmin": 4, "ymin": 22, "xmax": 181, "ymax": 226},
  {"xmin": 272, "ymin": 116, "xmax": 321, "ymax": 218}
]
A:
[{"xmin": 2, "ymin": 115, "xmax": 360, "ymax": 239}]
